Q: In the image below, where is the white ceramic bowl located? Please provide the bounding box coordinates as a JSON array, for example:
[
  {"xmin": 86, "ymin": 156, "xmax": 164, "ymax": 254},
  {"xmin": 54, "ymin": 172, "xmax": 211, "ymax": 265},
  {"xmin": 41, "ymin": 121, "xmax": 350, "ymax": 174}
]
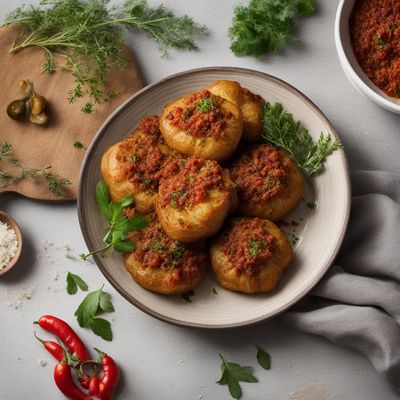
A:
[
  {"xmin": 335, "ymin": 0, "xmax": 400, "ymax": 114},
  {"xmin": 78, "ymin": 67, "xmax": 350, "ymax": 329}
]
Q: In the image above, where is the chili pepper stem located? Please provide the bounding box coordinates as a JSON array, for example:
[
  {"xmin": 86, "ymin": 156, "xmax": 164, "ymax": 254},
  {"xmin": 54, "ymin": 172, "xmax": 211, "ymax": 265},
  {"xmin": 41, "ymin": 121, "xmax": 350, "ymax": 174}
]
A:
[
  {"xmin": 94, "ymin": 347, "xmax": 106, "ymax": 359},
  {"xmin": 33, "ymin": 331, "xmax": 46, "ymax": 344}
]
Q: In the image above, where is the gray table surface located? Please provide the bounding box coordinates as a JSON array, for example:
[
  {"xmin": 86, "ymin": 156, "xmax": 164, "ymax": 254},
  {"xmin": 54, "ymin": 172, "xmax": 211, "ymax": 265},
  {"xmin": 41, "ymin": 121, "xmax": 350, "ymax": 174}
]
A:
[{"xmin": 1, "ymin": 1, "xmax": 399, "ymax": 399}]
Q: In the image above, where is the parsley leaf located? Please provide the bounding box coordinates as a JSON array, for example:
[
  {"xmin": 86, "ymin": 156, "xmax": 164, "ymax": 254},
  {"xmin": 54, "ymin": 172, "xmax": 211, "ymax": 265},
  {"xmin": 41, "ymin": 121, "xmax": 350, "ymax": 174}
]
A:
[
  {"xmin": 217, "ymin": 354, "xmax": 257, "ymax": 399},
  {"xmin": 256, "ymin": 345, "xmax": 271, "ymax": 370},
  {"xmin": 74, "ymin": 286, "xmax": 114, "ymax": 341},
  {"xmin": 73, "ymin": 141, "xmax": 86, "ymax": 150},
  {"xmin": 90, "ymin": 318, "xmax": 113, "ymax": 341},
  {"xmin": 229, "ymin": 0, "xmax": 316, "ymax": 57},
  {"xmin": 80, "ymin": 181, "xmax": 148, "ymax": 260},
  {"xmin": 262, "ymin": 102, "xmax": 342, "ymax": 175},
  {"xmin": 66, "ymin": 272, "xmax": 88, "ymax": 295}
]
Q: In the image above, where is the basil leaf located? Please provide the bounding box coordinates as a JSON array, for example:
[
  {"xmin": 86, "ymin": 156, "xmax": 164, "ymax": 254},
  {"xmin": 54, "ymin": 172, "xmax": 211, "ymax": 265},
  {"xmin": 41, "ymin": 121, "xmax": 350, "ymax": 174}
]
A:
[
  {"xmin": 113, "ymin": 239, "xmax": 135, "ymax": 253},
  {"xmin": 125, "ymin": 214, "xmax": 149, "ymax": 232},
  {"xmin": 217, "ymin": 355, "xmax": 257, "ymax": 400},
  {"xmin": 95, "ymin": 181, "xmax": 112, "ymax": 221},
  {"xmin": 74, "ymin": 289, "xmax": 101, "ymax": 327},
  {"xmin": 99, "ymin": 291, "xmax": 115, "ymax": 313},
  {"xmin": 90, "ymin": 318, "xmax": 112, "ymax": 341},
  {"xmin": 256, "ymin": 345, "xmax": 271, "ymax": 370},
  {"xmin": 66, "ymin": 272, "xmax": 88, "ymax": 295}
]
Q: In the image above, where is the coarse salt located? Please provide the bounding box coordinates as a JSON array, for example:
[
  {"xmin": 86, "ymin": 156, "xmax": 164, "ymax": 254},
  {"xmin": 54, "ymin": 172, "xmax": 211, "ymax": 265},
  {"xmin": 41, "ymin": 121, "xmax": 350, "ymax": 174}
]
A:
[{"xmin": 0, "ymin": 221, "xmax": 18, "ymax": 270}]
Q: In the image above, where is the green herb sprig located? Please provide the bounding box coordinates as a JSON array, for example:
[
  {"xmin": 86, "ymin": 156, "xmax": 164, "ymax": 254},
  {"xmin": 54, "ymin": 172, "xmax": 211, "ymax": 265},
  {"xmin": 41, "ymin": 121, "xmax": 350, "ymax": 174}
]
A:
[
  {"xmin": 74, "ymin": 286, "xmax": 114, "ymax": 341},
  {"xmin": 80, "ymin": 181, "xmax": 148, "ymax": 260},
  {"xmin": 0, "ymin": 142, "xmax": 71, "ymax": 197},
  {"xmin": 229, "ymin": 0, "xmax": 316, "ymax": 57},
  {"xmin": 4, "ymin": 0, "xmax": 207, "ymax": 110},
  {"xmin": 217, "ymin": 354, "xmax": 258, "ymax": 400},
  {"xmin": 262, "ymin": 102, "xmax": 342, "ymax": 175}
]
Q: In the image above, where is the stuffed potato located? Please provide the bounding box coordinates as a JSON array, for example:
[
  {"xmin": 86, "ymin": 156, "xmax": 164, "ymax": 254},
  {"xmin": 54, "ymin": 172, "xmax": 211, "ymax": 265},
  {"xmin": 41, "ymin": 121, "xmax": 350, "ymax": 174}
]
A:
[
  {"xmin": 125, "ymin": 216, "xmax": 208, "ymax": 294},
  {"xmin": 230, "ymin": 144, "xmax": 304, "ymax": 221},
  {"xmin": 159, "ymin": 89, "xmax": 243, "ymax": 161},
  {"xmin": 207, "ymin": 80, "xmax": 264, "ymax": 143},
  {"xmin": 210, "ymin": 217, "xmax": 292, "ymax": 293},
  {"xmin": 156, "ymin": 156, "xmax": 237, "ymax": 243},
  {"xmin": 101, "ymin": 116, "xmax": 178, "ymax": 214}
]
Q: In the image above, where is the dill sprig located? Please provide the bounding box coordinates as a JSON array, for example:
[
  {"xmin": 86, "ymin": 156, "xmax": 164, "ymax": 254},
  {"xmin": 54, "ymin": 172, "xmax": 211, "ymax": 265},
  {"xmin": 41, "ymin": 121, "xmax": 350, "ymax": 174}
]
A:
[
  {"xmin": 262, "ymin": 102, "xmax": 342, "ymax": 176},
  {"xmin": 0, "ymin": 142, "xmax": 71, "ymax": 197},
  {"xmin": 4, "ymin": 0, "xmax": 207, "ymax": 109}
]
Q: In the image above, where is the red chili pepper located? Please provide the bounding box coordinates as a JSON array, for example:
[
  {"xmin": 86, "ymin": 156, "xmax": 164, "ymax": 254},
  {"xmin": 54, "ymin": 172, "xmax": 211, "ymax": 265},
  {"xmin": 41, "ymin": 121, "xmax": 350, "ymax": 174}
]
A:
[
  {"xmin": 36, "ymin": 315, "xmax": 90, "ymax": 362},
  {"xmin": 94, "ymin": 348, "xmax": 120, "ymax": 400},
  {"xmin": 88, "ymin": 376, "xmax": 100, "ymax": 397},
  {"xmin": 34, "ymin": 332, "xmax": 64, "ymax": 362},
  {"xmin": 54, "ymin": 353, "xmax": 92, "ymax": 400}
]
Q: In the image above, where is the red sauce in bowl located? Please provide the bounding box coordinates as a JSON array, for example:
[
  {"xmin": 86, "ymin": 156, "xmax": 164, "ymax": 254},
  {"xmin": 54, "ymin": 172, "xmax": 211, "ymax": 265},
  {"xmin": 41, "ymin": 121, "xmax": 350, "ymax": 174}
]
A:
[{"xmin": 350, "ymin": 0, "xmax": 400, "ymax": 98}]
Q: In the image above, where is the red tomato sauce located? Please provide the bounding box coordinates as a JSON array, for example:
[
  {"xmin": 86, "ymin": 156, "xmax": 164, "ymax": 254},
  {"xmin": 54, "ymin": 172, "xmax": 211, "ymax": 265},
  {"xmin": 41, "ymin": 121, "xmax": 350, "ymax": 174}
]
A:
[
  {"xmin": 220, "ymin": 218, "xmax": 275, "ymax": 277},
  {"xmin": 133, "ymin": 218, "xmax": 207, "ymax": 284},
  {"xmin": 159, "ymin": 156, "xmax": 229, "ymax": 210},
  {"xmin": 166, "ymin": 89, "xmax": 232, "ymax": 138},
  {"xmin": 119, "ymin": 116, "xmax": 171, "ymax": 192},
  {"xmin": 230, "ymin": 144, "xmax": 288, "ymax": 206},
  {"xmin": 350, "ymin": 0, "xmax": 400, "ymax": 98}
]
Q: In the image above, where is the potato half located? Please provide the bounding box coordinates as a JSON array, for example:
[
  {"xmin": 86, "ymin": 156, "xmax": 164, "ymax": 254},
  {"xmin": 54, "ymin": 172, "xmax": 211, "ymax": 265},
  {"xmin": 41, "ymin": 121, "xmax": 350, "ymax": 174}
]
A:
[
  {"xmin": 125, "ymin": 217, "xmax": 208, "ymax": 294},
  {"xmin": 101, "ymin": 116, "xmax": 178, "ymax": 214},
  {"xmin": 159, "ymin": 89, "xmax": 243, "ymax": 161},
  {"xmin": 210, "ymin": 217, "xmax": 292, "ymax": 294},
  {"xmin": 230, "ymin": 144, "xmax": 304, "ymax": 221},
  {"xmin": 207, "ymin": 80, "xmax": 264, "ymax": 143},
  {"xmin": 156, "ymin": 156, "xmax": 237, "ymax": 243}
]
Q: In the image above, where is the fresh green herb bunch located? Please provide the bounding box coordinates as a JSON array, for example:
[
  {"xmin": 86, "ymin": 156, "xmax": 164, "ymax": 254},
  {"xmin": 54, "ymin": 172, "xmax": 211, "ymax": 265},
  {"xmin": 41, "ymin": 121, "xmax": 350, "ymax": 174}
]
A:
[
  {"xmin": 4, "ymin": 0, "xmax": 207, "ymax": 110},
  {"xmin": 0, "ymin": 142, "xmax": 71, "ymax": 197},
  {"xmin": 80, "ymin": 180, "xmax": 148, "ymax": 260},
  {"xmin": 262, "ymin": 102, "xmax": 342, "ymax": 176},
  {"xmin": 229, "ymin": 0, "xmax": 316, "ymax": 57}
]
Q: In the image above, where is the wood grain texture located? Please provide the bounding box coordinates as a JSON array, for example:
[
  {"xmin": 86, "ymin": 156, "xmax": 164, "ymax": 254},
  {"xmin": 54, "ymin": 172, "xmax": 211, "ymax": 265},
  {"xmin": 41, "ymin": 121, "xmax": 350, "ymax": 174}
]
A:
[{"xmin": 0, "ymin": 26, "xmax": 142, "ymax": 201}]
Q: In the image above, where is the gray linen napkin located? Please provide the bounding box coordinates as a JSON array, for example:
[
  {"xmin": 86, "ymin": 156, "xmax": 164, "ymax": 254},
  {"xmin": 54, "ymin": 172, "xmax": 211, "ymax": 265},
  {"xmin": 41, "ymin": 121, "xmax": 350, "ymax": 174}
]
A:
[{"xmin": 281, "ymin": 170, "xmax": 400, "ymax": 392}]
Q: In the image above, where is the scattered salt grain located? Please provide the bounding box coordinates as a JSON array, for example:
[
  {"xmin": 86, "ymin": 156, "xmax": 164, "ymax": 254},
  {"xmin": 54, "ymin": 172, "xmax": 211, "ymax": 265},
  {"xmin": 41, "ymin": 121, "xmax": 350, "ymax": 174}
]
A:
[
  {"xmin": 0, "ymin": 221, "xmax": 18, "ymax": 270},
  {"xmin": 38, "ymin": 359, "xmax": 47, "ymax": 367}
]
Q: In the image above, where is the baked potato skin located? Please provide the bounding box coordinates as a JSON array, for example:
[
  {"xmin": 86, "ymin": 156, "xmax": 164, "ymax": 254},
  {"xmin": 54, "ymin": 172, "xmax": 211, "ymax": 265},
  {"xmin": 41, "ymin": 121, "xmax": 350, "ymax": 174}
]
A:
[
  {"xmin": 101, "ymin": 116, "xmax": 177, "ymax": 214},
  {"xmin": 230, "ymin": 144, "xmax": 304, "ymax": 222},
  {"xmin": 159, "ymin": 90, "xmax": 243, "ymax": 162},
  {"xmin": 210, "ymin": 218, "xmax": 292, "ymax": 294},
  {"xmin": 156, "ymin": 157, "xmax": 237, "ymax": 243},
  {"xmin": 207, "ymin": 80, "xmax": 263, "ymax": 143},
  {"xmin": 125, "ymin": 218, "xmax": 207, "ymax": 294}
]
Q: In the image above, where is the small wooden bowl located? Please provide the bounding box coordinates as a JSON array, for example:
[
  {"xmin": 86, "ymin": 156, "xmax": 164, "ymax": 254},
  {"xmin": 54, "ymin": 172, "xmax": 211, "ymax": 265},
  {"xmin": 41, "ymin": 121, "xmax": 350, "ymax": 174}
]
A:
[{"xmin": 0, "ymin": 211, "xmax": 22, "ymax": 277}]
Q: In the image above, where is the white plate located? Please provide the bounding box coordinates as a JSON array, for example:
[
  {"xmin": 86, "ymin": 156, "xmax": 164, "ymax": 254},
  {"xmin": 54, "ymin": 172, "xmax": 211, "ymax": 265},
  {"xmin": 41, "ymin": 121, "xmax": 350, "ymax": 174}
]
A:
[{"xmin": 78, "ymin": 67, "xmax": 350, "ymax": 328}]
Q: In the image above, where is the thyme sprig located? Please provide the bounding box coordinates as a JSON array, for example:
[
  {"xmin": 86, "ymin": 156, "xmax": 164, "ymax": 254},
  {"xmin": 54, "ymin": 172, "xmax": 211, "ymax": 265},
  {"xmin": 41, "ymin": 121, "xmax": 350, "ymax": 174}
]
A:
[
  {"xmin": 0, "ymin": 142, "xmax": 71, "ymax": 197},
  {"xmin": 262, "ymin": 102, "xmax": 342, "ymax": 176},
  {"xmin": 4, "ymin": 0, "xmax": 207, "ymax": 110}
]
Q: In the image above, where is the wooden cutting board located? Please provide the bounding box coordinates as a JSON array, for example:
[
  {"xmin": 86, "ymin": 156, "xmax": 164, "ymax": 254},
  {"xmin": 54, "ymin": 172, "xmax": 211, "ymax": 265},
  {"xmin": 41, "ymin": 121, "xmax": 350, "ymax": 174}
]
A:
[{"xmin": 0, "ymin": 27, "xmax": 142, "ymax": 201}]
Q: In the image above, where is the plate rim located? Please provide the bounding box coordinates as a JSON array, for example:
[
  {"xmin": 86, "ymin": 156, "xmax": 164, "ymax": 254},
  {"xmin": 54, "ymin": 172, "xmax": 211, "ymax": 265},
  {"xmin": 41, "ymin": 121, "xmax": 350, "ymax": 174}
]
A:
[{"xmin": 77, "ymin": 66, "xmax": 351, "ymax": 329}]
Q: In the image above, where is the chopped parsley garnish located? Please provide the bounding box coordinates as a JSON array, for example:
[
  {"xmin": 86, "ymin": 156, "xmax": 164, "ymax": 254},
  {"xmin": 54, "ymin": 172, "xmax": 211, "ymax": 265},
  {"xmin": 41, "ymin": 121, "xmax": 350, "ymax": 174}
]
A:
[
  {"xmin": 306, "ymin": 201, "xmax": 316, "ymax": 209},
  {"xmin": 131, "ymin": 154, "xmax": 137, "ymax": 162},
  {"xmin": 196, "ymin": 98, "xmax": 213, "ymax": 112},
  {"xmin": 73, "ymin": 141, "xmax": 86, "ymax": 150},
  {"xmin": 374, "ymin": 35, "xmax": 386, "ymax": 49}
]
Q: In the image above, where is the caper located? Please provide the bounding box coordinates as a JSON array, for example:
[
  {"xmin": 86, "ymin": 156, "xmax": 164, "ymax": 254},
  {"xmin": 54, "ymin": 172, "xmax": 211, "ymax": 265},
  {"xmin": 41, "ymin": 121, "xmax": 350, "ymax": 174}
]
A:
[
  {"xmin": 6, "ymin": 99, "xmax": 27, "ymax": 120},
  {"xmin": 29, "ymin": 95, "xmax": 47, "ymax": 115},
  {"xmin": 30, "ymin": 111, "xmax": 48, "ymax": 126},
  {"xmin": 19, "ymin": 79, "xmax": 30, "ymax": 92}
]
